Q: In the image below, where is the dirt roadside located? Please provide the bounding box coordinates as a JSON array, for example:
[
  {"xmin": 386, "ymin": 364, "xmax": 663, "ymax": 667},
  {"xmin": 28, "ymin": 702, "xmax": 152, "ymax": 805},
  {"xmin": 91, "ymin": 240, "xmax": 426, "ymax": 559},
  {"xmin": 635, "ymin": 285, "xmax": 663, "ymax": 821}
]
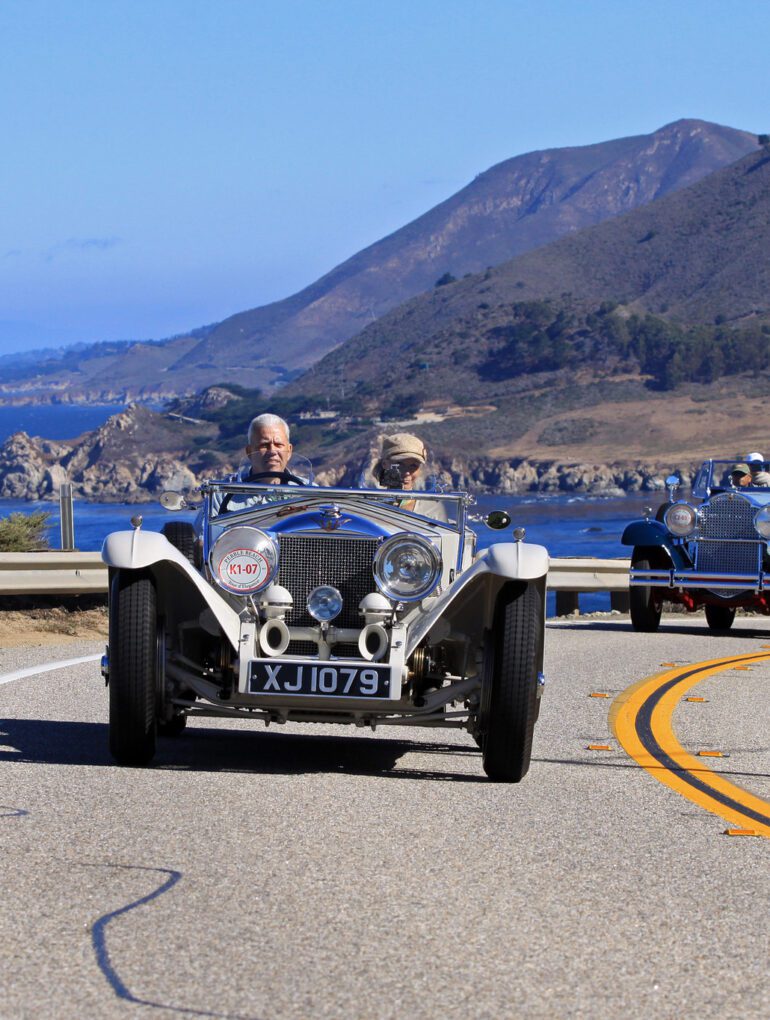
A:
[{"xmin": 0, "ymin": 606, "xmax": 108, "ymax": 648}]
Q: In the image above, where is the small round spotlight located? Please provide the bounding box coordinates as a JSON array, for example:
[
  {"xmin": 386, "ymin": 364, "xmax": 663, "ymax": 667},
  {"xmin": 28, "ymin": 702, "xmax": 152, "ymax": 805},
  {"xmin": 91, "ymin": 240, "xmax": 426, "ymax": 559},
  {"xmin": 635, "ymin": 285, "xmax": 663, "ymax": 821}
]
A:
[{"xmin": 307, "ymin": 585, "xmax": 343, "ymax": 623}]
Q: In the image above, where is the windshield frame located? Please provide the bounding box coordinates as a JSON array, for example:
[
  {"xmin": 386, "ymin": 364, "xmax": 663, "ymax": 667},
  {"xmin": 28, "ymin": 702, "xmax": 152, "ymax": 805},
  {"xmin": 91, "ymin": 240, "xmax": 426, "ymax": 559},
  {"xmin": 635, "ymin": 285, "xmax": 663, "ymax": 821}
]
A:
[
  {"xmin": 199, "ymin": 480, "xmax": 472, "ymax": 576},
  {"xmin": 692, "ymin": 459, "xmax": 770, "ymax": 498}
]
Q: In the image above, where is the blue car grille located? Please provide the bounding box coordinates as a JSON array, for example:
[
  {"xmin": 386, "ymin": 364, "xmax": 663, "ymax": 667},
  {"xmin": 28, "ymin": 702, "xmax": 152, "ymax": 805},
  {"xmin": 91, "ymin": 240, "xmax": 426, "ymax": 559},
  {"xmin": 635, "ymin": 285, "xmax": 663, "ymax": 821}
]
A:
[{"xmin": 695, "ymin": 493, "xmax": 761, "ymax": 595}]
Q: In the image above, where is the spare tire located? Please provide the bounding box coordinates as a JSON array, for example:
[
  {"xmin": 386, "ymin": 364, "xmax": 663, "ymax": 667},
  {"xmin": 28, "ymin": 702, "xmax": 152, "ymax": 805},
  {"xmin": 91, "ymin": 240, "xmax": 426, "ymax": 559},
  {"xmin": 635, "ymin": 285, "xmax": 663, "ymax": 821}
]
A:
[{"xmin": 161, "ymin": 521, "xmax": 197, "ymax": 566}]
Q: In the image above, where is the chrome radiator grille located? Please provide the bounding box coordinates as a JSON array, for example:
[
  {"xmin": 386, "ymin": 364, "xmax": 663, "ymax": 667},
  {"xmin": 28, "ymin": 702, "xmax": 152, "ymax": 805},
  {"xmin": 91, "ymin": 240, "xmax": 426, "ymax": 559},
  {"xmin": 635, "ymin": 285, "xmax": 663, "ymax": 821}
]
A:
[
  {"xmin": 277, "ymin": 535, "xmax": 379, "ymax": 629},
  {"xmin": 695, "ymin": 493, "xmax": 761, "ymax": 594}
]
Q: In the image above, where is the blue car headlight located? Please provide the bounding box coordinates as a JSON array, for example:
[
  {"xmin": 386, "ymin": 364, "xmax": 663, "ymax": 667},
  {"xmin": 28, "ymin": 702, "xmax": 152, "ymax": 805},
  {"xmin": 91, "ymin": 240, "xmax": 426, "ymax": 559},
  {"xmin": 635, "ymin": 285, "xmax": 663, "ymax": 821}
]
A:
[
  {"xmin": 664, "ymin": 502, "xmax": 697, "ymax": 538},
  {"xmin": 754, "ymin": 506, "xmax": 770, "ymax": 539}
]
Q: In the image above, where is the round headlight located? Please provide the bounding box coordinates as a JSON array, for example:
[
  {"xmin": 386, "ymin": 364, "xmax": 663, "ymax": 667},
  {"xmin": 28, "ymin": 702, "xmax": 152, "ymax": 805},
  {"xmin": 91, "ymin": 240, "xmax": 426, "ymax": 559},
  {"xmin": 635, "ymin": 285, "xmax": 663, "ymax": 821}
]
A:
[
  {"xmin": 209, "ymin": 526, "xmax": 278, "ymax": 595},
  {"xmin": 307, "ymin": 585, "xmax": 343, "ymax": 623},
  {"xmin": 374, "ymin": 533, "xmax": 442, "ymax": 601},
  {"xmin": 664, "ymin": 502, "xmax": 697, "ymax": 537},
  {"xmin": 755, "ymin": 506, "xmax": 770, "ymax": 539}
]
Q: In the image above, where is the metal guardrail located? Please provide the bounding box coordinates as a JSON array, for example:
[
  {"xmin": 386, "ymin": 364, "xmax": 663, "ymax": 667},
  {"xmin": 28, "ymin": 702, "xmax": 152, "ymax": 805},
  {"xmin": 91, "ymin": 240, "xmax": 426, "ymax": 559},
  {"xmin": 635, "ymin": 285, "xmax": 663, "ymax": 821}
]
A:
[
  {"xmin": 0, "ymin": 551, "xmax": 108, "ymax": 595},
  {"xmin": 0, "ymin": 553, "xmax": 632, "ymax": 608},
  {"xmin": 548, "ymin": 556, "xmax": 631, "ymax": 615}
]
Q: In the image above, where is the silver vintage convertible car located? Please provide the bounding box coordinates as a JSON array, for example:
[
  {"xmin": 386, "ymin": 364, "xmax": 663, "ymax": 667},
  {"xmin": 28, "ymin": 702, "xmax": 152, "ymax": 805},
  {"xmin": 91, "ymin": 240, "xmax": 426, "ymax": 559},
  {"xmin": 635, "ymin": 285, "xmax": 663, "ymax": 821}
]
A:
[
  {"xmin": 101, "ymin": 477, "xmax": 549, "ymax": 782},
  {"xmin": 622, "ymin": 459, "xmax": 770, "ymax": 631}
]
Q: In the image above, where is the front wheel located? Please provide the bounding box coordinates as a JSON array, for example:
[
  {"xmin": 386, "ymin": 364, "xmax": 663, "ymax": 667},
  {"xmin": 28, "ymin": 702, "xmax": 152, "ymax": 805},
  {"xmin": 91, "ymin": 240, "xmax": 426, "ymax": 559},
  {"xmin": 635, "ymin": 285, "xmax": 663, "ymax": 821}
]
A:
[
  {"xmin": 629, "ymin": 553, "xmax": 662, "ymax": 633},
  {"xmin": 479, "ymin": 583, "xmax": 542, "ymax": 783},
  {"xmin": 109, "ymin": 572, "xmax": 159, "ymax": 766},
  {"xmin": 705, "ymin": 604, "xmax": 736, "ymax": 632}
]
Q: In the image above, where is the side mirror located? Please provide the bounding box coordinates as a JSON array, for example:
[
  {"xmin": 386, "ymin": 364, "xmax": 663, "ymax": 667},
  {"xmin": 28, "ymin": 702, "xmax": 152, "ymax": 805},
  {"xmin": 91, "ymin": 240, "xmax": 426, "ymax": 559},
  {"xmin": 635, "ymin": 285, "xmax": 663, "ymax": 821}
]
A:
[
  {"xmin": 665, "ymin": 474, "xmax": 680, "ymax": 500},
  {"xmin": 160, "ymin": 491, "xmax": 187, "ymax": 511},
  {"xmin": 486, "ymin": 510, "xmax": 511, "ymax": 530}
]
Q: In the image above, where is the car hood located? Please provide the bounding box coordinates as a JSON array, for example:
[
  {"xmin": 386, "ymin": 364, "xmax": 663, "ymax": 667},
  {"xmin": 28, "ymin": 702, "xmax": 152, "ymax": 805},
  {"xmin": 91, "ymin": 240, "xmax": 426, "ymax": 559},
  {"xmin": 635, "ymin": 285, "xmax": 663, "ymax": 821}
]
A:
[
  {"xmin": 708, "ymin": 490, "xmax": 770, "ymax": 508},
  {"xmin": 267, "ymin": 508, "xmax": 391, "ymax": 539}
]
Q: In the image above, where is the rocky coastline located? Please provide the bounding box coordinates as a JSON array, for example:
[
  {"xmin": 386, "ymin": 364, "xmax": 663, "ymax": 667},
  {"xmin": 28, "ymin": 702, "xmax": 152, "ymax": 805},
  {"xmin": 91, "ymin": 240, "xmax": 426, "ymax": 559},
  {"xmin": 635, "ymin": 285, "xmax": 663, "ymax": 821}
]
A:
[
  {"xmin": 0, "ymin": 406, "xmax": 201, "ymax": 503},
  {"xmin": 0, "ymin": 407, "xmax": 693, "ymax": 502},
  {"xmin": 321, "ymin": 458, "xmax": 691, "ymax": 499}
]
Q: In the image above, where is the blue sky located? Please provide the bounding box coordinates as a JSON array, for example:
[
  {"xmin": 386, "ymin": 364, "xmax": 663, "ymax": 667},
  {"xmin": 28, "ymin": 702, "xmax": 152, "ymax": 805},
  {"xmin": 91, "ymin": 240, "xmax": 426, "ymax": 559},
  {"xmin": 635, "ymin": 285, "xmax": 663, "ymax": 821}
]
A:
[{"xmin": 1, "ymin": 0, "xmax": 768, "ymax": 355}]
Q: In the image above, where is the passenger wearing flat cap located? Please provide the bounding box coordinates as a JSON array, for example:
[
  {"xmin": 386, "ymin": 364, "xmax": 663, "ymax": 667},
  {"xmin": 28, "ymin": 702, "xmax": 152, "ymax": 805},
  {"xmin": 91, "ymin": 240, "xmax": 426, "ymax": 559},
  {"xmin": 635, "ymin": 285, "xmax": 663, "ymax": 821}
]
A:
[{"xmin": 375, "ymin": 432, "xmax": 448, "ymax": 521}]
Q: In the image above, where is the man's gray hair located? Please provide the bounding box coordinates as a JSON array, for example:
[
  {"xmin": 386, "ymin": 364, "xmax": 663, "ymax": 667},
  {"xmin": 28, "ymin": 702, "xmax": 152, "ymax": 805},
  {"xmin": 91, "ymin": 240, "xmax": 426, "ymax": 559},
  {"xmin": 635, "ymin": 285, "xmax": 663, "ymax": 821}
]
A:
[{"xmin": 247, "ymin": 413, "xmax": 291, "ymax": 445}]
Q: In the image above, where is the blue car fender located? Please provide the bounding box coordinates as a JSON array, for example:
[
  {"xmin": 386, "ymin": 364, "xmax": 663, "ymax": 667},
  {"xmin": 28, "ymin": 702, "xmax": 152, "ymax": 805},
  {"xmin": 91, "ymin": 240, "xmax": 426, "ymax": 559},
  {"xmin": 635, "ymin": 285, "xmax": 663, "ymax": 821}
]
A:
[{"xmin": 621, "ymin": 520, "xmax": 693, "ymax": 569}]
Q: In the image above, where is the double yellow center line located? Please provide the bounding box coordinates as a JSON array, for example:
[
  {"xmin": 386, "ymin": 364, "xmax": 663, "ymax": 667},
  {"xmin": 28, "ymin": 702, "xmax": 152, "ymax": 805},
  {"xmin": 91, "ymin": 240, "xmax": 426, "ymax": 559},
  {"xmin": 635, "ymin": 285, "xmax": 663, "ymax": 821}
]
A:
[{"xmin": 610, "ymin": 652, "xmax": 770, "ymax": 837}]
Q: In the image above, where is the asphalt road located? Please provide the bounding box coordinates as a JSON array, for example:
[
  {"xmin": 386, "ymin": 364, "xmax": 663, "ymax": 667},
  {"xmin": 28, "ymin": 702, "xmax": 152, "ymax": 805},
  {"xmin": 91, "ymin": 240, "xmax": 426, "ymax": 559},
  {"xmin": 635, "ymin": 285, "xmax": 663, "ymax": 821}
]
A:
[{"xmin": 1, "ymin": 616, "xmax": 768, "ymax": 1019}]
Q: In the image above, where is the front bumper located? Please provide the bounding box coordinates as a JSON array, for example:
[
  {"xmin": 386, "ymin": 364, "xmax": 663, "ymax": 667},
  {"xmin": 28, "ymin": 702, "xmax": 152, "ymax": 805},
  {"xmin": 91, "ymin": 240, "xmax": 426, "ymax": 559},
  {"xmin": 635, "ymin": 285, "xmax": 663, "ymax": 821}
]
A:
[{"xmin": 630, "ymin": 568, "xmax": 770, "ymax": 593}]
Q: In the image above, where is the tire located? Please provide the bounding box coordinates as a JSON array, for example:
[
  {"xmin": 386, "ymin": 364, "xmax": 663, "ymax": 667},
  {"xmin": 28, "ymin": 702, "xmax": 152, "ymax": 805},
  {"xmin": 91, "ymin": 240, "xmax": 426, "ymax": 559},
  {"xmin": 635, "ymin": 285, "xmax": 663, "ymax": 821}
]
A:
[
  {"xmin": 161, "ymin": 521, "xmax": 196, "ymax": 565},
  {"xmin": 109, "ymin": 572, "xmax": 159, "ymax": 766},
  {"xmin": 480, "ymin": 583, "xmax": 541, "ymax": 783},
  {"xmin": 705, "ymin": 604, "xmax": 736, "ymax": 632},
  {"xmin": 629, "ymin": 553, "xmax": 662, "ymax": 633}
]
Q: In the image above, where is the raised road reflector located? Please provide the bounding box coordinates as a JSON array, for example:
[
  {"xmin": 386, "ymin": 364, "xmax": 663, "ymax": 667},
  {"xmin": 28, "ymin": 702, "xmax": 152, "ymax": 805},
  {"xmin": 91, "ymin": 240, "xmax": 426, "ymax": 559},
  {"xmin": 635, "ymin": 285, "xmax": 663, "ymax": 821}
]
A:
[
  {"xmin": 589, "ymin": 692, "xmax": 610, "ymax": 698},
  {"xmin": 660, "ymin": 662, "xmax": 677, "ymax": 667},
  {"xmin": 587, "ymin": 744, "xmax": 612, "ymax": 751},
  {"xmin": 724, "ymin": 828, "xmax": 759, "ymax": 837},
  {"xmin": 697, "ymin": 750, "xmax": 726, "ymax": 758},
  {"xmin": 685, "ymin": 696, "xmax": 707, "ymax": 702}
]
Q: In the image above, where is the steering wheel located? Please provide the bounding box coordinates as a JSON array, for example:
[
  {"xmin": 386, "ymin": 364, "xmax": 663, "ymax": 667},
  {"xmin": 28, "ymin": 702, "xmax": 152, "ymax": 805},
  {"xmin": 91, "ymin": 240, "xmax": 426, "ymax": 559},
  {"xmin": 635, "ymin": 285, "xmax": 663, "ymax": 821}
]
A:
[
  {"xmin": 217, "ymin": 470, "xmax": 306, "ymax": 514},
  {"xmin": 249, "ymin": 471, "xmax": 306, "ymax": 485}
]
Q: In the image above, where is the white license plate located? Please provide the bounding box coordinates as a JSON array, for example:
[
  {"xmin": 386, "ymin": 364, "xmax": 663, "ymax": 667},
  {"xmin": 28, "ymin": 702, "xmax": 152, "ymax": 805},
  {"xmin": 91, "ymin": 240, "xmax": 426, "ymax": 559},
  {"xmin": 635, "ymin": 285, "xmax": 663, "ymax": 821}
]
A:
[{"xmin": 249, "ymin": 660, "xmax": 390, "ymax": 698}]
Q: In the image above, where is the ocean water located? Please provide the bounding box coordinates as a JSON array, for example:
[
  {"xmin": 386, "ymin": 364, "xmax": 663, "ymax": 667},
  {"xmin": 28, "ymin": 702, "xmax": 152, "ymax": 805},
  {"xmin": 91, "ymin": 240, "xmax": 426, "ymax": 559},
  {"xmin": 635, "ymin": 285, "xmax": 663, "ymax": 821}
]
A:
[{"xmin": 0, "ymin": 403, "xmax": 125, "ymax": 442}]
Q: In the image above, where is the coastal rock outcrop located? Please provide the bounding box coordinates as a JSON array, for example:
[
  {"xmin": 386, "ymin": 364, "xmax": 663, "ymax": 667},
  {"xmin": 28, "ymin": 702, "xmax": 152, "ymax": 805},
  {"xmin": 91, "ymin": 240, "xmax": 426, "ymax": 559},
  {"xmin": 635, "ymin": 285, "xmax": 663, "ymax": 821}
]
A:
[
  {"xmin": 0, "ymin": 404, "xmax": 216, "ymax": 503},
  {"xmin": 0, "ymin": 405, "xmax": 697, "ymax": 503}
]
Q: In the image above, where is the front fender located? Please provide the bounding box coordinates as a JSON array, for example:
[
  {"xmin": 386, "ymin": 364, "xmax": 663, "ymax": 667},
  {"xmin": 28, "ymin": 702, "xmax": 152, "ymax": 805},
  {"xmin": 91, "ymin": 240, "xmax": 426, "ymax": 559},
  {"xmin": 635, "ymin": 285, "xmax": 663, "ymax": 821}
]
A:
[
  {"xmin": 620, "ymin": 521, "xmax": 694, "ymax": 570},
  {"xmin": 405, "ymin": 541, "xmax": 549, "ymax": 654},
  {"xmin": 621, "ymin": 520, "xmax": 669, "ymax": 547},
  {"xmin": 480, "ymin": 540, "xmax": 550, "ymax": 580},
  {"xmin": 102, "ymin": 530, "xmax": 241, "ymax": 648}
]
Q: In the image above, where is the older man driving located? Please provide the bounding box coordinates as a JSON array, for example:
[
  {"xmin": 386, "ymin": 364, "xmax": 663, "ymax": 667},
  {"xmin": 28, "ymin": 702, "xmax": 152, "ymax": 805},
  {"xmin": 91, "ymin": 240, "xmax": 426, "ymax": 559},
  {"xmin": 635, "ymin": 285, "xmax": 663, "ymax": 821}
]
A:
[{"xmin": 212, "ymin": 414, "xmax": 304, "ymax": 512}]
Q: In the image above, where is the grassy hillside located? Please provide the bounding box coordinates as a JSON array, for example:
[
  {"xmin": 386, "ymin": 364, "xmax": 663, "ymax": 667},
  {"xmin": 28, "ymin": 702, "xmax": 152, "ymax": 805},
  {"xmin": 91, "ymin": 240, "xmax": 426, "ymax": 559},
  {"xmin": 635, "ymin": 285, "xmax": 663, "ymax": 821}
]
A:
[{"xmin": 280, "ymin": 148, "xmax": 770, "ymax": 410}]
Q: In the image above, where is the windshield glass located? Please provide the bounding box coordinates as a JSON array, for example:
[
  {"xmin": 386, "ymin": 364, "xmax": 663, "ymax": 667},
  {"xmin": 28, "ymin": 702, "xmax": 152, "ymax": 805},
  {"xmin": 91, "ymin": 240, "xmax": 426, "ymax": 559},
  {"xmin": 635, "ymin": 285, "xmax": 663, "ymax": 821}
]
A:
[{"xmin": 202, "ymin": 480, "xmax": 463, "ymax": 527}]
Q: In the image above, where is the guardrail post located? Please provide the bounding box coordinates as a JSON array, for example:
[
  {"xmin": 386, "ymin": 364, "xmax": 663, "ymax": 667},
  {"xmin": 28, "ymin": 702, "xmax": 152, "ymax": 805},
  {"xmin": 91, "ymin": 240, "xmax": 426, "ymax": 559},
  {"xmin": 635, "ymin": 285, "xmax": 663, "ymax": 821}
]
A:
[
  {"xmin": 610, "ymin": 591, "xmax": 630, "ymax": 613},
  {"xmin": 59, "ymin": 483, "xmax": 75, "ymax": 550},
  {"xmin": 555, "ymin": 591, "xmax": 580, "ymax": 616}
]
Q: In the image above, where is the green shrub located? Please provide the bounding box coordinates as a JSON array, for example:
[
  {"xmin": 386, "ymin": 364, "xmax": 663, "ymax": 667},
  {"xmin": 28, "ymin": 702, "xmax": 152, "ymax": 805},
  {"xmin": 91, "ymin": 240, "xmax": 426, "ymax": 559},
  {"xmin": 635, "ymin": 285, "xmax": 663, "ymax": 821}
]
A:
[{"xmin": 0, "ymin": 511, "xmax": 52, "ymax": 551}]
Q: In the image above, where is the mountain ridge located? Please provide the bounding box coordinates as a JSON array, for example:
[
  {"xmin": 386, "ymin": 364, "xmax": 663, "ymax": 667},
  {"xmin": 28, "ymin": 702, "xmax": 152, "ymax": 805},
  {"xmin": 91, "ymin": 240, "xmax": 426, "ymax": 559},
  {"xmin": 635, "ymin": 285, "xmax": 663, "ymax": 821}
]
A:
[{"xmin": 0, "ymin": 119, "xmax": 758, "ymax": 402}]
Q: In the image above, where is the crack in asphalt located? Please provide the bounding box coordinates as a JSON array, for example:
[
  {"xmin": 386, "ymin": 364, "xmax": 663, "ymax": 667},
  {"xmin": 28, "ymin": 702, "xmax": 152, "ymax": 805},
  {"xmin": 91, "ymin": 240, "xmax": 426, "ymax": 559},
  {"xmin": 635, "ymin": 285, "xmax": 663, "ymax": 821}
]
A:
[{"xmin": 84, "ymin": 862, "xmax": 262, "ymax": 1019}]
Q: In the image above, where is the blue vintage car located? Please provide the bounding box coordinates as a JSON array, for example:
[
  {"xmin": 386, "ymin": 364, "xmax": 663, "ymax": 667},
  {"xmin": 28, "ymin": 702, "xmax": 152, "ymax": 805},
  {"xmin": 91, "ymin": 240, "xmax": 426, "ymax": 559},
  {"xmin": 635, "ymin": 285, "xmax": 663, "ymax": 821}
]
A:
[{"xmin": 622, "ymin": 459, "xmax": 770, "ymax": 632}]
